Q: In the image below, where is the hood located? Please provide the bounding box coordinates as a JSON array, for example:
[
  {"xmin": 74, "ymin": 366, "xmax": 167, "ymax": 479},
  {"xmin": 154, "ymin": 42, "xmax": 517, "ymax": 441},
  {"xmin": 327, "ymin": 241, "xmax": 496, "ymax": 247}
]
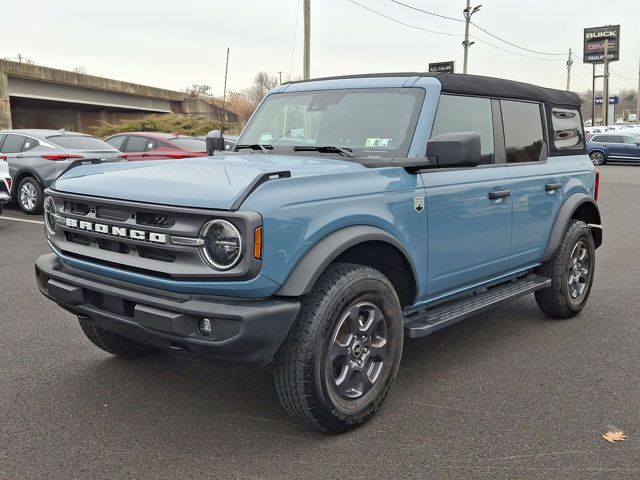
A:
[{"xmin": 52, "ymin": 154, "xmax": 367, "ymax": 210}]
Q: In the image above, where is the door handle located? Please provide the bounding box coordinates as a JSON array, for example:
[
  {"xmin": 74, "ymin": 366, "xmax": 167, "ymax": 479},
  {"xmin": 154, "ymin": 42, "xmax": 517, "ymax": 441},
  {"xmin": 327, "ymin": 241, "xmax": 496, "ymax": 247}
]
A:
[
  {"xmin": 545, "ymin": 182, "xmax": 562, "ymax": 192},
  {"xmin": 488, "ymin": 190, "xmax": 511, "ymax": 200}
]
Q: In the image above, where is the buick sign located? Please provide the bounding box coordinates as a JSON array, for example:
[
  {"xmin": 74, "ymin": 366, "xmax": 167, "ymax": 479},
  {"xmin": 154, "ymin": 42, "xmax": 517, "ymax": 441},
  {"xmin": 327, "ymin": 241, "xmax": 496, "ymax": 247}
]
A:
[{"xmin": 583, "ymin": 25, "xmax": 620, "ymax": 64}]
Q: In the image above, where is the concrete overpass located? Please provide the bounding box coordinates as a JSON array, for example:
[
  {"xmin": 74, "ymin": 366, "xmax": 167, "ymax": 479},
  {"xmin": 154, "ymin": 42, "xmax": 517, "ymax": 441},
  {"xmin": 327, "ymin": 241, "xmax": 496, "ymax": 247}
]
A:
[{"xmin": 0, "ymin": 60, "xmax": 236, "ymax": 132}]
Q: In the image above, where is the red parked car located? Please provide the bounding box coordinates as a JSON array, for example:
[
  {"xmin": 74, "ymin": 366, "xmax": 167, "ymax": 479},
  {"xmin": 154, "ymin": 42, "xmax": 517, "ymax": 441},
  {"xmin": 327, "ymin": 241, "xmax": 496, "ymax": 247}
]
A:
[{"xmin": 104, "ymin": 132, "xmax": 208, "ymax": 160}]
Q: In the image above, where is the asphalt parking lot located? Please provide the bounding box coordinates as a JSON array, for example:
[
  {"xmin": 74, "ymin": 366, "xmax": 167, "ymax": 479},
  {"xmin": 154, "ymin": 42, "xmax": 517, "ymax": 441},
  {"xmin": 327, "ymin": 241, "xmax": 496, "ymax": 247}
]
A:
[{"xmin": 1, "ymin": 165, "xmax": 639, "ymax": 479}]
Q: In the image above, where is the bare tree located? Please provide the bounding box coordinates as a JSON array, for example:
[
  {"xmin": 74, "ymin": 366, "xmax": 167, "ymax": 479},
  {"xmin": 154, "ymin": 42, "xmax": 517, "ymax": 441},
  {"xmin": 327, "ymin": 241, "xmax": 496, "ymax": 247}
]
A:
[
  {"xmin": 244, "ymin": 72, "xmax": 278, "ymax": 107},
  {"xmin": 186, "ymin": 84, "xmax": 212, "ymax": 97}
]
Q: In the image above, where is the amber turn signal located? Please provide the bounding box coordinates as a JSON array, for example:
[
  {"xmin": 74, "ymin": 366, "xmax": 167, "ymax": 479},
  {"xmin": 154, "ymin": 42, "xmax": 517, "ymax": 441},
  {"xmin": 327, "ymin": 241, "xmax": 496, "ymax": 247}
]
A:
[{"xmin": 254, "ymin": 227, "xmax": 263, "ymax": 259}]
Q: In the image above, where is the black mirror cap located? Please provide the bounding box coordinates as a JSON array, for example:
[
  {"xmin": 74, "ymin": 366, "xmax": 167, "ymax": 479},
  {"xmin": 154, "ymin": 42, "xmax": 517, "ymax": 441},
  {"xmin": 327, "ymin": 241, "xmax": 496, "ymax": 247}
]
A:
[
  {"xmin": 426, "ymin": 132, "xmax": 482, "ymax": 168},
  {"xmin": 206, "ymin": 130, "xmax": 224, "ymax": 155}
]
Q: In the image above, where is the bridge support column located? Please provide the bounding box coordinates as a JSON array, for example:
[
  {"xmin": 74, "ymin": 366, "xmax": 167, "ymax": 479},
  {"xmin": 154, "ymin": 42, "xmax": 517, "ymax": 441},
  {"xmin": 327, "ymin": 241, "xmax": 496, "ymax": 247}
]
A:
[{"xmin": 0, "ymin": 72, "xmax": 11, "ymax": 130}]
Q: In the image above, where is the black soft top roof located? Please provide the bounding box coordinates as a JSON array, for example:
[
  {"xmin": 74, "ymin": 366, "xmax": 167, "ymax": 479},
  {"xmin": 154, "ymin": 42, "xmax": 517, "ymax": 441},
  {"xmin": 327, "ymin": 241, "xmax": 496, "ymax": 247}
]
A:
[{"xmin": 287, "ymin": 72, "xmax": 582, "ymax": 108}]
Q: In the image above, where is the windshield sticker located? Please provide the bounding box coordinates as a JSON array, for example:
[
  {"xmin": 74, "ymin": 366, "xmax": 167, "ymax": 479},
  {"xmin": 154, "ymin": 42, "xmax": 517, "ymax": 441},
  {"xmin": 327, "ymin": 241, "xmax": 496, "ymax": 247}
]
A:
[
  {"xmin": 365, "ymin": 138, "xmax": 392, "ymax": 148},
  {"xmin": 258, "ymin": 133, "xmax": 274, "ymax": 143},
  {"xmin": 291, "ymin": 128, "xmax": 305, "ymax": 138}
]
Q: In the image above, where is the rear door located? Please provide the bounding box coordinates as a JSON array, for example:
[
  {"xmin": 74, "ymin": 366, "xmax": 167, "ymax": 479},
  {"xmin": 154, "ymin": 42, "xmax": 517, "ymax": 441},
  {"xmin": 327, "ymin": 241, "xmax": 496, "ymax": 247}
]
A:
[
  {"xmin": 502, "ymin": 100, "xmax": 563, "ymax": 268},
  {"xmin": 422, "ymin": 95, "xmax": 512, "ymax": 297}
]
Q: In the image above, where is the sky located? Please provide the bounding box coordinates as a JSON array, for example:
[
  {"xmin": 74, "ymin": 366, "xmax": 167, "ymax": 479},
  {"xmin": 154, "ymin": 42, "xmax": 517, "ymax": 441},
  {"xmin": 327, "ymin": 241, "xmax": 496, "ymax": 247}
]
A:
[{"xmin": 2, "ymin": 0, "xmax": 639, "ymax": 97}]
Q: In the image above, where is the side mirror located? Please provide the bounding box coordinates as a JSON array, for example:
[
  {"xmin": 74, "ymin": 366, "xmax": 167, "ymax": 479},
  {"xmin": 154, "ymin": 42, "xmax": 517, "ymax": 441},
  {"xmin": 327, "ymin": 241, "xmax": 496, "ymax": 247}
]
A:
[
  {"xmin": 426, "ymin": 132, "xmax": 482, "ymax": 168},
  {"xmin": 206, "ymin": 130, "xmax": 224, "ymax": 155}
]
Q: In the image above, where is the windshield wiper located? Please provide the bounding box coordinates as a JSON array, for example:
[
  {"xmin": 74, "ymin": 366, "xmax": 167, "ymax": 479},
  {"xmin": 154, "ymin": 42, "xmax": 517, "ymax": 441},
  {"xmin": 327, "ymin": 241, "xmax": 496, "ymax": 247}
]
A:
[
  {"xmin": 292, "ymin": 145, "xmax": 356, "ymax": 158},
  {"xmin": 235, "ymin": 144, "xmax": 273, "ymax": 154}
]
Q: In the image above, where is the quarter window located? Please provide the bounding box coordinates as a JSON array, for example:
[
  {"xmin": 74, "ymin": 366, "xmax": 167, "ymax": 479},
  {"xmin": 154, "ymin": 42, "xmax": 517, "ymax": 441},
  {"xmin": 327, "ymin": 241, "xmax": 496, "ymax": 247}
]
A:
[
  {"xmin": 22, "ymin": 137, "xmax": 39, "ymax": 151},
  {"xmin": 550, "ymin": 108, "xmax": 584, "ymax": 151},
  {"xmin": 430, "ymin": 95, "xmax": 495, "ymax": 164},
  {"xmin": 501, "ymin": 100, "xmax": 545, "ymax": 163}
]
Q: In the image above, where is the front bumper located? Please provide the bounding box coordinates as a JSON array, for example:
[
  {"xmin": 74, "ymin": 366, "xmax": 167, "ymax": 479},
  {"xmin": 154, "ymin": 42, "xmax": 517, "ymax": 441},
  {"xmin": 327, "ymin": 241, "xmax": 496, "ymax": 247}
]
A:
[{"xmin": 35, "ymin": 253, "xmax": 300, "ymax": 366}]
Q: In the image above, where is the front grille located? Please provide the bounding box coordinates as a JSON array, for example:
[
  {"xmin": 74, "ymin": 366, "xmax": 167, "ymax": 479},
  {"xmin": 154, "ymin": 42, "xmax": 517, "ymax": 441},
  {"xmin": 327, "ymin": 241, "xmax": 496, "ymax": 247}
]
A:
[{"xmin": 48, "ymin": 191, "xmax": 260, "ymax": 280}]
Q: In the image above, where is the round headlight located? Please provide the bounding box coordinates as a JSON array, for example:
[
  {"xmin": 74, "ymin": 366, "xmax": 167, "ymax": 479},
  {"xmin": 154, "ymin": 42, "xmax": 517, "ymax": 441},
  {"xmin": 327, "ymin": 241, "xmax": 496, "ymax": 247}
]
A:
[
  {"xmin": 201, "ymin": 219, "xmax": 243, "ymax": 270},
  {"xmin": 44, "ymin": 196, "xmax": 57, "ymax": 235}
]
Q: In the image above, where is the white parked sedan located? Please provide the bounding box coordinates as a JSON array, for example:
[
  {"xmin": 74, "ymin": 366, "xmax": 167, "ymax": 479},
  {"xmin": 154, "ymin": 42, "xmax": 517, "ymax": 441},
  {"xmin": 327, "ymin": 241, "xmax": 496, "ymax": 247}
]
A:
[{"xmin": 0, "ymin": 154, "xmax": 11, "ymax": 215}]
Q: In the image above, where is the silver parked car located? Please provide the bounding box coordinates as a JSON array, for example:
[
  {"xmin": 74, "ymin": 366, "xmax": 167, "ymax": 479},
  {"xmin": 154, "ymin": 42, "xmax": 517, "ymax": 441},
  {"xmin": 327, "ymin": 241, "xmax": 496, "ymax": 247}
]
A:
[{"xmin": 0, "ymin": 129, "xmax": 122, "ymax": 214}]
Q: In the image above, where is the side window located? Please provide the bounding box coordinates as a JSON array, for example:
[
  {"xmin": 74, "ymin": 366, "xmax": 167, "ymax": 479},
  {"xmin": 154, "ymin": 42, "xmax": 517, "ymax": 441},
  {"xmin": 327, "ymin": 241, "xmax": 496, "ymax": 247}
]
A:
[
  {"xmin": 609, "ymin": 135, "xmax": 624, "ymax": 144},
  {"xmin": 501, "ymin": 100, "xmax": 544, "ymax": 163},
  {"xmin": 0, "ymin": 134, "xmax": 5, "ymax": 150},
  {"xmin": 123, "ymin": 136, "xmax": 148, "ymax": 152},
  {"xmin": 22, "ymin": 137, "xmax": 39, "ymax": 152},
  {"xmin": 590, "ymin": 135, "xmax": 603, "ymax": 142},
  {"xmin": 105, "ymin": 136, "xmax": 127, "ymax": 150},
  {"xmin": 624, "ymin": 135, "xmax": 639, "ymax": 144},
  {"xmin": 145, "ymin": 139, "xmax": 158, "ymax": 151},
  {"xmin": 550, "ymin": 108, "xmax": 584, "ymax": 151},
  {"xmin": 430, "ymin": 95, "xmax": 495, "ymax": 164},
  {"xmin": 1, "ymin": 134, "xmax": 26, "ymax": 154}
]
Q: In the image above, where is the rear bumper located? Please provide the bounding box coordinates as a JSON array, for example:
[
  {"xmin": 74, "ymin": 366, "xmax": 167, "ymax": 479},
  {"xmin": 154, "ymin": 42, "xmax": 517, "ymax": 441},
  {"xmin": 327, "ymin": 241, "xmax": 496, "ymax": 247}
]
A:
[{"xmin": 35, "ymin": 253, "xmax": 300, "ymax": 366}]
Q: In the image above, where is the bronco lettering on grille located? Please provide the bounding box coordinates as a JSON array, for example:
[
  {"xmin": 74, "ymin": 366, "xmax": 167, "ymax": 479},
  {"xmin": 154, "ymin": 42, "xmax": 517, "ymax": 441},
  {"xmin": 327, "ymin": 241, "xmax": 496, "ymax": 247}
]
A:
[{"xmin": 64, "ymin": 217, "xmax": 167, "ymax": 244}]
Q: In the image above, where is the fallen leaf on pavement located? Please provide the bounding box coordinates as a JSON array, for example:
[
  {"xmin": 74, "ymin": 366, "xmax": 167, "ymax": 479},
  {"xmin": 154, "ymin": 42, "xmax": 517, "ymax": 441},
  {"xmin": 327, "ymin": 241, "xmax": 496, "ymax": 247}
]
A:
[{"xmin": 602, "ymin": 430, "xmax": 627, "ymax": 443}]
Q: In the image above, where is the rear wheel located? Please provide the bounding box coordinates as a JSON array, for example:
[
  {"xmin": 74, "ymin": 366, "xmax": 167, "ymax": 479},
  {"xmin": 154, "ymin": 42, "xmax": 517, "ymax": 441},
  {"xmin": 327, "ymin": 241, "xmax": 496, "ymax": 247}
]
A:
[
  {"xmin": 589, "ymin": 150, "xmax": 606, "ymax": 165},
  {"xmin": 18, "ymin": 176, "xmax": 44, "ymax": 214},
  {"xmin": 78, "ymin": 316, "xmax": 160, "ymax": 358},
  {"xmin": 273, "ymin": 263, "xmax": 404, "ymax": 433},
  {"xmin": 535, "ymin": 220, "xmax": 596, "ymax": 319}
]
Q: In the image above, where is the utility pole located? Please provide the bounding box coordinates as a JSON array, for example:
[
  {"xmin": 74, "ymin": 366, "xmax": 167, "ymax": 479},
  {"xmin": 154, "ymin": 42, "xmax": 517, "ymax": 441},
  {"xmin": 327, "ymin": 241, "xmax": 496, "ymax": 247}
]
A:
[
  {"xmin": 566, "ymin": 48, "xmax": 573, "ymax": 91},
  {"xmin": 462, "ymin": 1, "xmax": 481, "ymax": 74},
  {"xmin": 603, "ymin": 39, "xmax": 610, "ymax": 126},
  {"xmin": 303, "ymin": 0, "xmax": 311, "ymax": 80},
  {"xmin": 221, "ymin": 47, "xmax": 229, "ymax": 128},
  {"xmin": 277, "ymin": 71, "xmax": 283, "ymax": 84}
]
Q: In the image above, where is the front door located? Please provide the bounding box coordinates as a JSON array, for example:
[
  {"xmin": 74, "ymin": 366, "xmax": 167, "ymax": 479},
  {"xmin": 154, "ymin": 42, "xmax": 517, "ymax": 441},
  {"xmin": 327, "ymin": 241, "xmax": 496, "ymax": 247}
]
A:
[{"xmin": 422, "ymin": 94, "xmax": 512, "ymax": 297}]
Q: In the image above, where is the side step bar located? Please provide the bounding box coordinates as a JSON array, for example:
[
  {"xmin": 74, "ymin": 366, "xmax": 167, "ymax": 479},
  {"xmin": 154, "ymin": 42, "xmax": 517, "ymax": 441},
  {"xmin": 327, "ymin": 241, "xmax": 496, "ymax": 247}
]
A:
[{"xmin": 404, "ymin": 274, "xmax": 551, "ymax": 338}]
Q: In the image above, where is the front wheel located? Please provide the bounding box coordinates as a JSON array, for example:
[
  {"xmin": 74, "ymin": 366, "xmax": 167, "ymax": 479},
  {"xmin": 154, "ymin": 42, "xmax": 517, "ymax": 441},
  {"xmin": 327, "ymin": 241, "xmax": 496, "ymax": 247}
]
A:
[
  {"xmin": 535, "ymin": 220, "xmax": 596, "ymax": 319},
  {"xmin": 17, "ymin": 176, "xmax": 44, "ymax": 214},
  {"xmin": 589, "ymin": 151, "xmax": 606, "ymax": 165},
  {"xmin": 273, "ymin": 263, "xmax": 404, "ymax": 433}
]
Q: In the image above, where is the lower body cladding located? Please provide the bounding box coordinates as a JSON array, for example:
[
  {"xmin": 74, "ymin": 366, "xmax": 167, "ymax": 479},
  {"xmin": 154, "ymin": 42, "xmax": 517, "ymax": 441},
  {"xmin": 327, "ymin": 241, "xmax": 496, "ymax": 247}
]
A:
[{"xmin": 35, "ymin": 253, "xmax": 300, "ymax": 366}]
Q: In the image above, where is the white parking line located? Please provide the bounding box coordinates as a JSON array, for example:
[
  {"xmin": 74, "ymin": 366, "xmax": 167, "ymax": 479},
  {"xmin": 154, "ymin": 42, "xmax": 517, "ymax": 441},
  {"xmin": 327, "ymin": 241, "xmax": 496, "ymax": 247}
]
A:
[{"xmin": 0, "ymin": 216, "xmax": 44, "ymax": 225}]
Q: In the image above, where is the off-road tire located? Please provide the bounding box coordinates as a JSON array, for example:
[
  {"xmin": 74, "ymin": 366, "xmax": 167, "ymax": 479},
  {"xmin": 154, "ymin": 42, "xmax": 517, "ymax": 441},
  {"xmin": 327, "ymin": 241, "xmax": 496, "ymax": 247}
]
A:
[
  {"xmin": 273, "ymin": 263, "xmax": 404, "ymax": 433},
  {"xmin": 17, "ymin": 176, "xmax": 44, "ymax": 214},
  {"xmin": 535, "ymin": 220, "xmax": 596, "ymax": 319},
  {"xmin": 78, "ymin": 316, "xmax": 159, "ymax": 358}
]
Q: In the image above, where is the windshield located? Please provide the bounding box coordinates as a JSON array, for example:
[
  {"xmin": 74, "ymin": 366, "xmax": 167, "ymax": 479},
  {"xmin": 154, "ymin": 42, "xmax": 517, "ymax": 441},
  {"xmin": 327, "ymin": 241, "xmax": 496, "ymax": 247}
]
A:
[
  {"xmin": 239, "ymin": 88, "xmax": 424, "ymax": 158},
  {"xmin": 168, "ymin": 137, "xmax": 206, "ymax": 151}
]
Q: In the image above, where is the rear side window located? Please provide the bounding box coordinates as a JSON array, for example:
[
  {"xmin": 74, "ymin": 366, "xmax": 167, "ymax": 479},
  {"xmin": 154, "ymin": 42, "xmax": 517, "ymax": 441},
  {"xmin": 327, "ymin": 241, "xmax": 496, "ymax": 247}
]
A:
[
  {"xmin": 550, "ymin": 108, "xmax": 584, "ymax": 151},
  {"xmin": 145, "ymin": 139, "xmax": 158, "ymax": 151},
  {"xmin": 608, "ymin": 135, "xmax": 624, "ymax": 143},
  {"xmin": 501, "ymin": 100, "xmax": 544, "ymax": 163},
  {"xmin": 48, "ymin": 135, "xmax": 113, "ymax": 150},
  {"xmin": 1, "ymin": 134, "xmax": 26, "ymax": 153},
  {"xmin": 591, "ymin": 135, "xmax": 604, "ymax": 142},
  {"xmin": 430, "ymin": 95, "xmax": 495, "ymax": 164},
  {"xmin": 105, "ymin": 136, "xmax": 127, "ymax": 150},
  {"xmin": 22, "ymin": 137, "xmax": 39, "ymax": 152},
  {"xmin": 123, "ymin": 136, "xmax": 149, "ymax": 152}
]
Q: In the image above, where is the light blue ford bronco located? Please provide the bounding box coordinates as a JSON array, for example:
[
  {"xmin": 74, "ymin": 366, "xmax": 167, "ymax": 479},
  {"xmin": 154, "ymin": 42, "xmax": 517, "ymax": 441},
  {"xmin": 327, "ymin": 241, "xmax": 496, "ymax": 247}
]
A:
[{"xmin": 36, "ymin": 73, "xmax": 602, "ymax": 433}]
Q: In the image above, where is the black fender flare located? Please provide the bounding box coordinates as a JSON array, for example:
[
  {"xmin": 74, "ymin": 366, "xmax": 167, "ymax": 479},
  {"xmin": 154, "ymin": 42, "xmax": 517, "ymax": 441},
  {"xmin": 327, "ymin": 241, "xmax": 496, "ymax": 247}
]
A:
[
  {"xmin": 276, "ymin": 225, "xmax": 419, "ymax": 298},
  {"xmin": 541, "ymin": 193, "xmax": 602, "ymax": 262}
]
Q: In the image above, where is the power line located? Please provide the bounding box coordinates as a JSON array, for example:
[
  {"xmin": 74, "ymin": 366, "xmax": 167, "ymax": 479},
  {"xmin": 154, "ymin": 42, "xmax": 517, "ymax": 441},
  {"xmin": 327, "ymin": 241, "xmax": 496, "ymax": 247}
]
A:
[
  {"xmin": 288, "ymin": 0, "xmax": 302, "ymax": 81},
  {"xmin": 389, "ymin": 0, "xmax": 566, "ymax": 57},
  {"xmin": 349, "ymin": 0, "xmax": 565, "ymax": 63},
  {"xmin": 469, "ymin": 21, "xmax": 565, "ymax": 56},
  {"xmin": 610, "ymin": 69, "xmax": 636, "ymax": 82},
  {"xmin": 389, "ymin": 0, "xmax": 463, "ymax": 23},
  {"xmin": 348, "ymin": 0, "xmax": 463, "ymax": 37}
]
